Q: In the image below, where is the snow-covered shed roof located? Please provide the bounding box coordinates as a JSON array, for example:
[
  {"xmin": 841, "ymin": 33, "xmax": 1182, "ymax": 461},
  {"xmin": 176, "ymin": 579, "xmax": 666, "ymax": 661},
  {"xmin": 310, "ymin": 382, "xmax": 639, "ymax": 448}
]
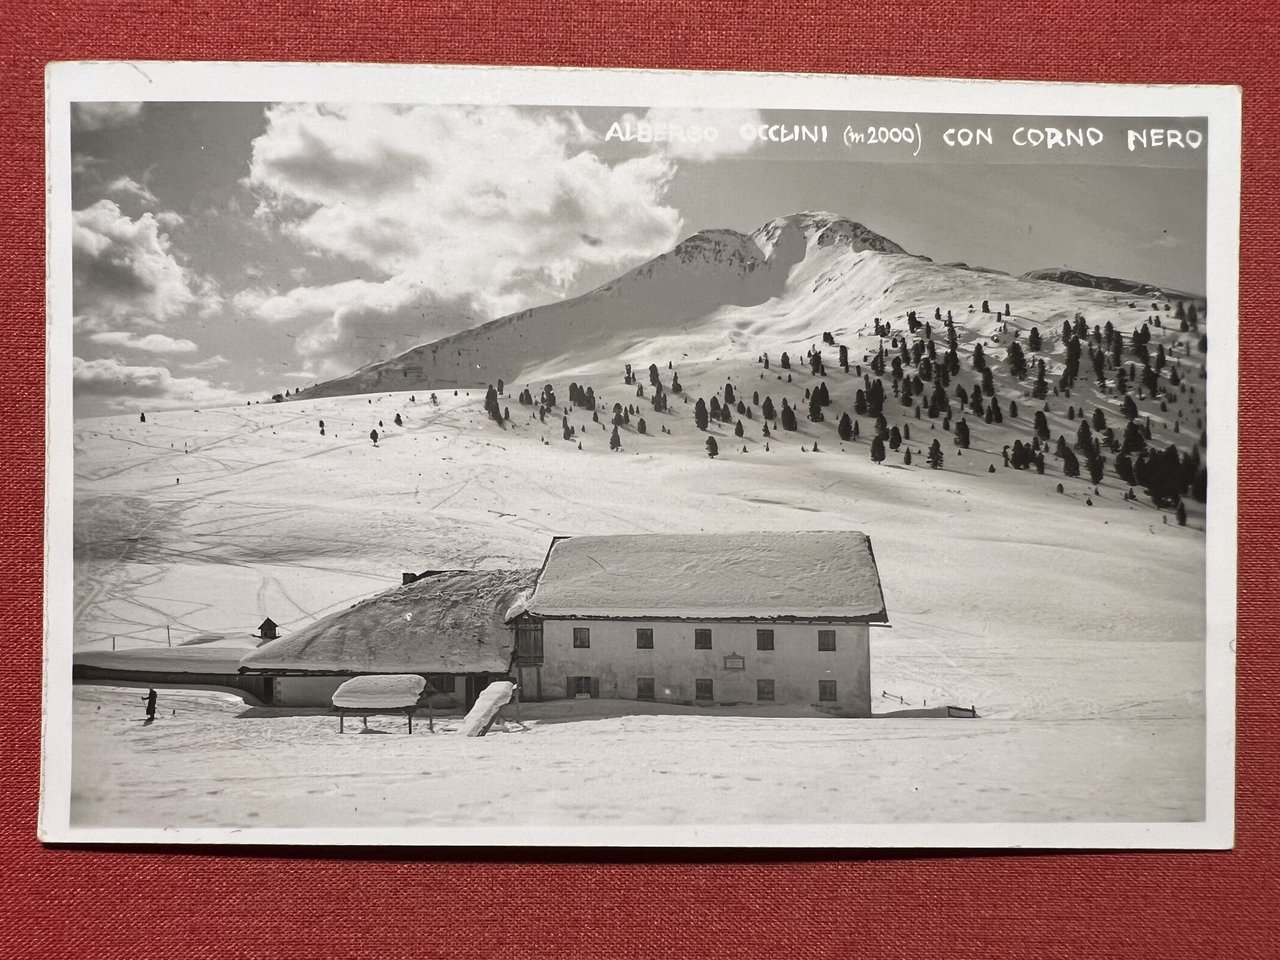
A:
[
  {"xmin": 526, "ymin": 532, "xmax": 888, "ymax": 622},
  {"xmin": 332, "ymin": 675, "xmax": 426, "ymax": 709},
  {"xmin": 240, "ymin": 569, "xmax": 539, "ymax": 674},
  {"xmin": 75, "ymin": 646, "xmax": 258, "ymax": 675}
]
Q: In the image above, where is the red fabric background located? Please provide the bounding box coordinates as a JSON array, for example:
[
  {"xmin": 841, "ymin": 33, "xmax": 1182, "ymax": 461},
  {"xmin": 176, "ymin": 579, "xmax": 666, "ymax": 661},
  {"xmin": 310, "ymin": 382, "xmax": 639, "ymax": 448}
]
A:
[{"xmin": 4, "ymin": 2, "xmax": 1276, "ymax": 957}]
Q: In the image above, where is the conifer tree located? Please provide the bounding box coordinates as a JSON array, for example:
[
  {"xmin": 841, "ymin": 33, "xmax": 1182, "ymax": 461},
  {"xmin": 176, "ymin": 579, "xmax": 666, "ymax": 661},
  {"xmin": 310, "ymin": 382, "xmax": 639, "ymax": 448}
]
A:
[
  {"xmin": 1011, "ymin": 439, "xmax": 1031, "ymax": 470},
  {"xmin": 1007, "ymin": 341, "xmax": 1027, "ymax": 380},
  {"xmin": 1062, "ymin": 448, "xmax": 1080, "ymax": 477},
  {"xmin": 838, "ymin": 412, "xmax": 853, "ymax": 441},
  {"xmin": 762, "ymin": 396, "xmax": 776, "ymax": 420},
  {"xmin": 694, "ymin": 398, "xmax": 709, "ymax": 431},
  {"xmin": 705, "ymin": 436, "xmax": 719, "ymax": 459},
  {"xmin": 485, "ymin": 385, "xmax": 503, "ymax": 424},
  {"xmin": 1034, "ymin": 410, "xmax": 1050, "ymax": 441},
  {"xmin": 1076, "ymin": 420, "xmax": 1093, "ymax": 452},
  {"xmin": 780, "ymin": 401, "xmax": 798, "ymax": 431},
  {"xmin": 1032, "ymin": 359, "xmax": 1048, "ymax": 400},
  {"xmin": 870, "ymin": 435, "xmax": 886, "ymax": 464},
  {"xmin": 808, "ymin": 393, "xmax": 824, "ymax": 423},
  {"xmin": 927, "ymin": 439, "xmax": 943, "ymax": 469},
  {"xmin": 735, "ymin": 420, "xmax": 744, "ymax": 438}
]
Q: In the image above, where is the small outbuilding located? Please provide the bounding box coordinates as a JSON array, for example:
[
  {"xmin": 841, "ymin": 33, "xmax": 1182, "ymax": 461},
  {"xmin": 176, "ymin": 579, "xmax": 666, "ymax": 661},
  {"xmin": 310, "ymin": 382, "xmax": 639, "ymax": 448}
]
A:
[
  {"xmin": 239, "ymin": 569, "xmax": 538, "ymax": 708},
  {"xmin": 257, "ymin": 617, "xmax": 279, "ymax": 641}
]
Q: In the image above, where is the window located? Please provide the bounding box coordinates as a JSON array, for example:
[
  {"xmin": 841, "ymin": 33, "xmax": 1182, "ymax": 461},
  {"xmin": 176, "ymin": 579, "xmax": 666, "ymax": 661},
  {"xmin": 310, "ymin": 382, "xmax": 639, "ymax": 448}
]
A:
[
  {"xmin": 424, "ymin": 674, "xmax": 456, "ymax": 694},
  {"xmin": 573, "ymin": 627, "xmax": 590, "ymax": 648},
  {"xmin": 756, "ymin": 629, "xmax": 774, "ymax": 651},
  {"xmin": 636, "ymin": 628, "xmax": 654, "ymax": 649},
  {"xmin": 695, "ymin": 678, "xmax": 714, "ymax": 701},
  {"xmin": 757, "ymin": 679, "xmax": 775, "ymax": 702},
  {"xmin": 571, "ymin": 676, "xmax": 595, "ymax": 696},
  {"xmin": 818, "ymin": 629, "xmax": 837, "ymax": 652},
  {"xmin": 694, "ymin": 628, "xmax": 713, "ymax": 650},
  {"xmin": 637, "ymin": 677, "xmax": 655, "ymax": 700},
  {"xmin": 818, "ymin": 680, "xmax": 837, "ymax": 702},
  {"xmin": 515, "ymin": 619, "xmax": 543, "ymax": 661}
]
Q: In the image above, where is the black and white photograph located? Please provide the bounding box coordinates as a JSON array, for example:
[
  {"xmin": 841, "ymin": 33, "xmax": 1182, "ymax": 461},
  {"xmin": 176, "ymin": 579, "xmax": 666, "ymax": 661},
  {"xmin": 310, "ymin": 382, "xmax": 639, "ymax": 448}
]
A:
[{"xmin": 41, "ymin": 64, "xmax": 1239, "ymax": 847}]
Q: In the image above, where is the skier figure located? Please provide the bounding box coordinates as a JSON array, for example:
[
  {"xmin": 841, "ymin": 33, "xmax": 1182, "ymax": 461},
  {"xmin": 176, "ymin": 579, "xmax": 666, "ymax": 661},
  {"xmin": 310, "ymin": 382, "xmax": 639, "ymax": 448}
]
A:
[{"xmin": 142, "ymin": 688, "xmax": 157, "ymax": 721}]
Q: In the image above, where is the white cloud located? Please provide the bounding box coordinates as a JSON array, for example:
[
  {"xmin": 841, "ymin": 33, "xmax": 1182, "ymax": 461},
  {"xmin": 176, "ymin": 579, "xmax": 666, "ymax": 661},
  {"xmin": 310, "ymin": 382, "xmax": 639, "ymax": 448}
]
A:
[
  {"xmin": 72, "ymin": 199, "xmax": 216, "ymax": 329},
  {"xmin": 181, "ymin": 354, "xmax": 231, "ymax": 371},
  {"xmin": 73, "ymin": 102, "xmax": 144, "ymax": 132},
  {"xmin": 73, "ymin": 356, "xmax": 246, "ymax": 412},
  {"xmin": 104, "ymin": 175, "xmax": 158, "ymax": 206},
  {"xmin": 235, "ymin": 276, "xmax": 478, "ymax": 378},
  {"xmin": 88, "ymin": 331, "xmax": 199, "ymax": 354},
  {"xmin": 244, "ymin": 103, "xmax": 682, "ymax": 372},
  {"xmin": 616, "ymin": 107, "xmax": 765, "ymax": 161}
]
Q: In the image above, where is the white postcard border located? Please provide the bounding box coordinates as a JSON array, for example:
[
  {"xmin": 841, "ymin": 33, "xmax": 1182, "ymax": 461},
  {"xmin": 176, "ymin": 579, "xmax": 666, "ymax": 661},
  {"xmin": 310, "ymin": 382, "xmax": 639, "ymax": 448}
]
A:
[{"xmin": 40, "ymin": 61, "xmax": 1241, "ymax": 848}]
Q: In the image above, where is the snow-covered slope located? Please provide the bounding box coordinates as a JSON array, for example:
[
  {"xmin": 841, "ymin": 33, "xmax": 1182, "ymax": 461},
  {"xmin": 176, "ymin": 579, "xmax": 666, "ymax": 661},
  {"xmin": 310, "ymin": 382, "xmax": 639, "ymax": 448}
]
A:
[
  {"xmin": 292, "ymin": 212, "xmax": 1202, "ymax": 406},
  {"xmin": 1020, "ymin": 267, "xmax": 1203, "ymax": 303},
  {"xmin": 291, "ymin": 213, "xmax": 913, "ymax": 399},
  {"xmin": 70, "ymin": 209, "xmax": 1210, "ymax": 826}
]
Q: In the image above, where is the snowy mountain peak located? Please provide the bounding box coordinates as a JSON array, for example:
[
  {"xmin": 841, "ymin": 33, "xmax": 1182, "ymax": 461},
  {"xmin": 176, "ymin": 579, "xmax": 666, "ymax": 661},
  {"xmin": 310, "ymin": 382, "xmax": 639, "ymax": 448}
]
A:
[{"xmin": 751, "ymin": 211, "xmax": 909, "ymax": 259}]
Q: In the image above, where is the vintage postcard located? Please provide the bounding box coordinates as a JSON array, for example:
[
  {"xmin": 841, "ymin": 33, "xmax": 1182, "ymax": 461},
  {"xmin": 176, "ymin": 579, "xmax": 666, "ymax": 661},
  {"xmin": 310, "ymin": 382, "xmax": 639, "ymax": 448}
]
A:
[{"xmin": 40, "ymin": 62, "xmax": 1239, "ymax": 847}]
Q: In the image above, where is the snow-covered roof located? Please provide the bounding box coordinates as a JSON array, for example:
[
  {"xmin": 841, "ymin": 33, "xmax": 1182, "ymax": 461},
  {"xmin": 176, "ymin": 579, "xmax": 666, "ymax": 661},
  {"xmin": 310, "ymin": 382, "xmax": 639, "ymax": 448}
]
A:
[
  {"xmin": 75, "ymin": 646, "xmax": 258, "ymax": 674},
  {"xmin": 240, "ymin": 569, "xmax": 539, "ymax": 674},
  {"xmin": 332, "ymin": 675, "xmax": 425, "ymax": 709},
  {"xmin": 527, "ymin": 532, "xmax": 888, "ymax": 621}
]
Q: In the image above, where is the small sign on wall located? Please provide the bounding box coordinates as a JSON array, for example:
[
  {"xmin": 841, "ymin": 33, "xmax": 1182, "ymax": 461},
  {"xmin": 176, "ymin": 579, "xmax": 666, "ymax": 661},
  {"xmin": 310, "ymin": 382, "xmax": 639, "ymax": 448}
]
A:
[{"xmin": 723, "ymin": 654, "xmax": 745, "ymax": 671}]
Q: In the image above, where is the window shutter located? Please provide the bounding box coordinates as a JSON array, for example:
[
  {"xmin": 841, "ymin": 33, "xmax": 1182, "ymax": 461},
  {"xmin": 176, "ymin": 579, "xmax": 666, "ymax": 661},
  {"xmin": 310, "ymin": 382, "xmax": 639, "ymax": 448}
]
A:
[{"xmin": 590, "ymin": 677, "xmax": 600, "ymax": 699}]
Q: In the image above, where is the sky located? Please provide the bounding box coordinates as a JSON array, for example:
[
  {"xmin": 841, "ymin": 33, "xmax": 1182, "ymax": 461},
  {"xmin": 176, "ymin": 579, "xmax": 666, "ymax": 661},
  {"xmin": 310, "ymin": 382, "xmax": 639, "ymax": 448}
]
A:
[{"xmin": 68, "ymin": 102, "xmax": 1208, "ymax": 416}]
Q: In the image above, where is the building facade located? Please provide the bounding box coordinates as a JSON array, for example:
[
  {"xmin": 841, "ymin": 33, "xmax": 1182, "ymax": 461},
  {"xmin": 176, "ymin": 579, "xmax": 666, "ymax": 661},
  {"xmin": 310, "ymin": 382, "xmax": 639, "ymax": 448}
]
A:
[
  {"xmin": 517, "ymin": 617, "xmax": 872, "ymax": 715},
  {"xmin": 514, "ymin": 531, "xmax": 888, "ymax": 716}
]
